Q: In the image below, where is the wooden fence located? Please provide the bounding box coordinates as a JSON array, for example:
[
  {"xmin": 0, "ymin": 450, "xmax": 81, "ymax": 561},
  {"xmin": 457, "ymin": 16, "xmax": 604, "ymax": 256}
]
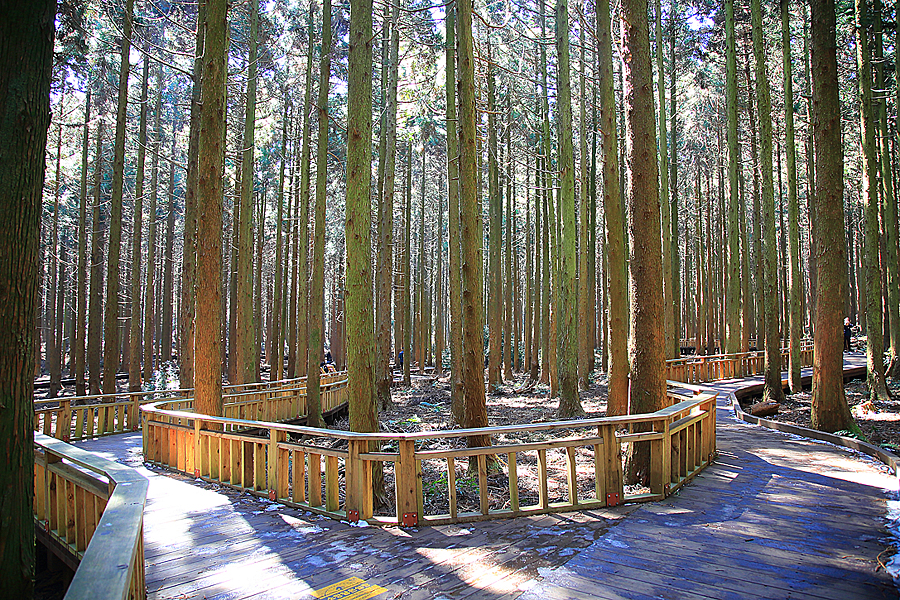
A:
[
  {"xmin": 34, "ymin": 433, "xmax": 148, "ymax": 600},
  {"xmin": 666, "ymin": 344, "xmax": 814, "ymax": 384},
  {"xmin": 141, "ymin": 388, "xmax": 717, "ymax": 527},
  {"xmin": 33, "ymin": 371, "xmax": 348, "ymax": 443}
]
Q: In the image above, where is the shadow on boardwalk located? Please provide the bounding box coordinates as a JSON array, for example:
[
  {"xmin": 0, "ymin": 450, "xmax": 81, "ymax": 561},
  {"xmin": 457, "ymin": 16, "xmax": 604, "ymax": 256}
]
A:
[{"xmin": 77, "ymin": 358, "xmax": 899, "ymax": 600}]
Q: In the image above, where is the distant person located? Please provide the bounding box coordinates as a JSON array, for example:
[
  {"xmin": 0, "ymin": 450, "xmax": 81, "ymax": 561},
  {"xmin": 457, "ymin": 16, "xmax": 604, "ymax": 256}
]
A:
[
  {"xmin": 844, "ymin": 317, "xmax": 852, "ymax": 352},
  {"xmin": 396, "ymin": 350, "xmax": 403, "ymax": 372}
]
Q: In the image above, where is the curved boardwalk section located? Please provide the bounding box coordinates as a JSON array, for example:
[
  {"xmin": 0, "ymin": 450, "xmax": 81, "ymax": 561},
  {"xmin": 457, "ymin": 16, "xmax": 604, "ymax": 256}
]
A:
[
  {"xmin": 75, "ymin": 358, "xmax": 898, "ymax": 599},
  {"xmin": 519, "ymin": 359, "xmax": 899, "ymax": 600}
]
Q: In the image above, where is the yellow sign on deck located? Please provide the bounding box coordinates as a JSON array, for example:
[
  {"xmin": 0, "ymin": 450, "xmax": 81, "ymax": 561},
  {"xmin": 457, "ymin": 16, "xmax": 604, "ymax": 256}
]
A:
[{"xmin": 310, "ymin": 577, "xmax": 387, "ymax": 600}]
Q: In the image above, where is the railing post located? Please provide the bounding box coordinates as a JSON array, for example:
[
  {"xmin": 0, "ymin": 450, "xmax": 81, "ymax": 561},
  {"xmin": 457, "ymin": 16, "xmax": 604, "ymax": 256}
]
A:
[
  {"xmin": 59, "ymin": 399, "xmax": 71, "ymax": 441},
  {"xmin": 268, "ymin": 428, "xmax": 285, "ymax": 501},
  {"xmin": 650, "ymin": 417, "xmax": 671, "ymax": 497},
  {"xmin": 130, "ymin": 393, "xmax": 141, "ymax": 430},
  {"xmin": 600, "ymin": 424, "xmax": 623, "ymax": 507},
  {"xmin": 193, "ymin": 419, "xmax": 203, "ymax": 478},
  {"xmin": 396, "ymin": 439, "xmax": 418, "ymax": 526}
]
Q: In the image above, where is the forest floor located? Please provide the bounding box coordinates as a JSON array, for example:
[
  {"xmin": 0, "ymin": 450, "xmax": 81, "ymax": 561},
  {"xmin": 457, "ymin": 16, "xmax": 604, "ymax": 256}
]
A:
[{"xmin": 739, "ymin": 350, "xmax": 900, "ymax": 451}]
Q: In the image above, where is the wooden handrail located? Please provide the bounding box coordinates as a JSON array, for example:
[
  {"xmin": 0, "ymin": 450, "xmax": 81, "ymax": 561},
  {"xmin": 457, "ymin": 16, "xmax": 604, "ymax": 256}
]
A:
[
  {"xmin": 141, "ymin": 388, "xmax": 718, "ymax": 526},
  {"xmin": 33, "ymin": 371, "xmax": 349, "ymax": 442},
  {"xmin": 665, "ymin": 346, "xmax": 814, "ymax": 384},
  {"xmin": 34, "ymin": 433, "xmax": 148, "ymax": 600}
]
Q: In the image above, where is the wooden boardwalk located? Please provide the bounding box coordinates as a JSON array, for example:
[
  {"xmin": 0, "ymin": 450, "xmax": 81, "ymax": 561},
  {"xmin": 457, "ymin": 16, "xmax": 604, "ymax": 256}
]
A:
[{"xmin": 76, "ymin": 357, "xmax": 899, "ymax": 599}]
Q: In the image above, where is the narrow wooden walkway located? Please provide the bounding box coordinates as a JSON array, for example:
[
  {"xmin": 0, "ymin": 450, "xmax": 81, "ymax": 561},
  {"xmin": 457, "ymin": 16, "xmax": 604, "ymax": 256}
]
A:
[{"xmin": 76, "ymin": 356, "xmax": 899, "ymax": 599}]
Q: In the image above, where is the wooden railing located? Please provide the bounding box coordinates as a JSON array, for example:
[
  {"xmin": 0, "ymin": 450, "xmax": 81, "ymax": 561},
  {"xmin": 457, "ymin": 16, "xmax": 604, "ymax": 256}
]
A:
[
  {"xmin": 34, "ymin": 433, "xmax": 148, "ymax": 600},
  {"xmin": 33, "ymin": 371, "xmax": 348, "ymax": 442},
  {"xmin": 141, "ymin": 388, "xmax": 717, "ymax": 526},
  {"xmin": 666, "ymin": 344, "xmax": 814, "ymax": 384}
]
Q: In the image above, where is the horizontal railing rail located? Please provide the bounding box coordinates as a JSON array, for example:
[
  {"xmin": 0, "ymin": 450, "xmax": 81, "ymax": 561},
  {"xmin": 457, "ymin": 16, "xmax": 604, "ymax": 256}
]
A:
[
  {"xmin": 141, "ymin": 387, "xmax": 717, "ymax": 527},
  {"xmin": 34, "ymin": 433, "xmax": 148, "ymax": 600},
  {"xmin": 33, "ymin": 371, "xmax": 348, "ymax": 442},
  {"xmin": 666, "ymin": 344, "xmax": 814, "ymax": 384}
]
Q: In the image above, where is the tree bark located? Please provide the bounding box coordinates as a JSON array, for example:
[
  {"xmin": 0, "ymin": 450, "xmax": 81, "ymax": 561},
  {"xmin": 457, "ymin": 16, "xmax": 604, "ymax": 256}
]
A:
[
  {"xmin": 458, "ymin": 0, "xmax": 492, "ymax": 457},
  {"xmin": 104, "ymin": 0, "xmax": 134, "ymax": 394},
  {"xmin": 346, "ymin": 0, "xmax": 379, "ymax": 435},
  {"xmin": 487, "ymin": 39, "xmax": 502, "ymax": 391},
  {"xmin": 145, "ymin": 82, "xmax": 161, "ymax": 383},
  {"xmin": 75, "ymin": 88, "xmax": 91, "ymax": 396},
  {"xmin": 725, "ymin": 0, "xmax": 741, "ymax": 356},
  {"xmin": 0, "ymin": 1, "xmax": 53, "ymax": 594},
  {"xmin": 308, "ymin": 0, "xmax": 331, "ymax": 428},
  {"xmin": 855, "ymin": 0, "xmax": 893, "ymax": 403},
  {"xmin": 195, "ymin": 0, "xmax": 227, "ymax": 417},
  {"xmin": 180, "ymin": 1, "xmax": 206, "ymax": 390},
  {"xmin": 782, "ymin": 0, "xmax": 803, "ymax": 393},
  {"xmin": 130, "ymin": 55, "xmax": 150, "ymax": 392},
  {"xmin": 556, "ymin": 0, "xmax": 583, "ymax": 418},
  {"xmin": 622, "ymin": 0, "xmax": 666, "ymax": 485},
  {"xmin": 751, "ymin": 0, "xmax": 785, "ymax": 405},
  {"xmin": 88, "ymin": 118, "xmax": 104, "ymax": 395},
  {"xmin": 234, "ymin": 0, "xmax": 259, "ymax": 384},
  {"xmin": 597, "ymin": 0, "xmax": 629, "ymax": 415},
  {"xmin": 809, "ymin": 0, "xmax": 855, "ymax": 431}
]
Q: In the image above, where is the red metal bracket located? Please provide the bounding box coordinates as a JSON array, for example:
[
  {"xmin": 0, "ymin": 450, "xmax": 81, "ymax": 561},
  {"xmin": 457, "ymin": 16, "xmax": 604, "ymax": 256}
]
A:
[
  {"xmin": 194, "ymin": 469, "xmax": 201, "ymax": 478},
  {"xmin": 402, "ymin": 512, "xmax": 418, "ymax": 527},
  {"xmin": 348, "ymin": 510, "xmax": 360, "ymax": 523},
  {"xmin": 62, "ymin": 434, "xmax": 69, "ymax": 443},
  {"xmin": 268, "ymin": 490, "xmax": 276, "ymax": 501},
  {"xmin": 606, "ymin": 492, "xmax": 620, "ymax": 507}
]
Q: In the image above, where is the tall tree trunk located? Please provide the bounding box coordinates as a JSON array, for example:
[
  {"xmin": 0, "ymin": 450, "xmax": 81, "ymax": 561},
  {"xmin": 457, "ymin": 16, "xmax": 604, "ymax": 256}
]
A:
[
  {"xmin": 403, "ymin": 144, "xmax": 412, "ymax": 387},
  {"xmin": 856, "ymin": 0, "xmax": 893, "ymax": 403},
  {"xmin": 783, "ymin": 0, "xmax": 802, "ymax": 392},
  {"xmin": 578, "ymin": 3, "xmax": 593, "ymax": 388},
  {"xmin": 104, "ymin": 0, "xmax": 134, "ymax": 394},
  {"xmin": 130, "ymin": 55, "xmax": 150, "ymax": 392},
  {"xmin": 346, "ymin": 0, "xmax": 379, "ymax": 436},
  {"xmin": 669, "ymin": 2, "xmax": 680, "ymax": 354},
  {"xmin": 195, "ymin": 0, "xmax": 227, "ymax": 417},
  {"xmin": 446, "ymin": 4, "xmax": 464, "ymax": 421},
  {"xmin": 655, "ymin": 0, "xmax": 674, "ymax": 359},
  {"xmin": 376, "ymin": 1, "xmax": 399, "ymax": 410},
  {"xmin": 487, "ymin": 39, "xmax": 502, "ymax": 391},
  {"xmin": 458, "ymin": 0, "xmax": 492, "ymax": 458},
  {"xmin": 556, "ymin": 0, "xmax": 582, "ymax": 417},
  {"xmin": 879, "ymin": 0, "xmax": 900, "ymax": 377},
  {"xmin": 234, "ymin": 0, "xmax": 259, "ymax": 384},
  {"xmin": 725, "ymin": 0, "xmax": 741, "ymax": 355},
  {"xmin": 531, "ymin": 151, "xmax": 542, "ymax": 383},
  {"xmin": 144, "ymin": 83, "xmax": 161, "ymax": 382},
  {"xmin": 436, "ymin": 176, "xmax": 445, "ymax": 376},
  {"xmin": 48, "ymin": 125, "xmax": 61, "ymax": 398},
  {"xmin": 622, "ymin": 0, "xmax": 666, "ymax": 485},
  {"xmin": 296, "ymin": 7, "xmax": 313, "ymax": 380},
  {"xmin": 597, "ymin": 0, "xmax": 628, "ymax": 415},
  {"xmin": 504, "ymin": 102, "xmax": 513, "ymax": 381},
  {"xmin": 75, "ymin": 89, "xmax": 91, "ymax": 396},
  {"xmin": 88, "ymin": 119, "xmax": 105, "ymax": 395},
  {"xmin": 162, "ymin": 153, "xmax": 176, "ymax": 363},
  {"xmin": 809, "ymin": 0, "xmax": 855, "ymax": 430},
  {"xmin": 752, "ymin": 0, "xmax": 785, "ymax": 404},
  {"xmin": 274, "ymin": 108, "xmax": 290, "ymax": 380},
  {"xmin": 308, "ymin": 0, "xmax": 331, "ymax": 428},
  {"xmin": 181, "ymin": 1, "xmax": 206, "ymax": 389},
  {"xmin": 539, "ymin": 0, "xmax": 558, "ymax": 397},
  {"xmin": 0, "ymin": 4, "xmax": 53, "ymax": 596},
  {"xmin": 525, "ymin": 158, "xmax": 534, "ymax": 377}
]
